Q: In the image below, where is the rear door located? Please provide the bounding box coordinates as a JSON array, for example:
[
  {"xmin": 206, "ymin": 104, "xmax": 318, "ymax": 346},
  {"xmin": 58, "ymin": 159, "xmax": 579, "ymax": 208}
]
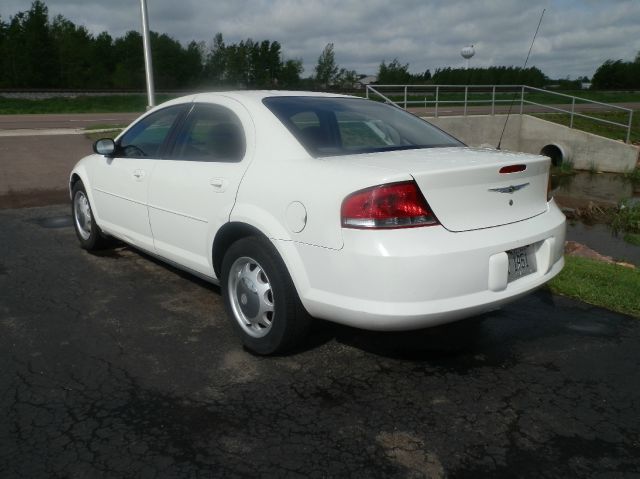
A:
[
  {"xmin": 147, "ymin": 99, "xmax": 254, "ymax": 277},
  {"xmin": 90, "ymin": 105, "xmax": 186, "ymax": 250}
]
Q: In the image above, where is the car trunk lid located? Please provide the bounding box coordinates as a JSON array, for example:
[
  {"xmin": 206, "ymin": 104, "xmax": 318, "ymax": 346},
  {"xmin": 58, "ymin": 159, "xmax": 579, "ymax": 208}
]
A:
[{"xmin": 325, "ymin": 147, "xmax": 550, "ymax": 232}]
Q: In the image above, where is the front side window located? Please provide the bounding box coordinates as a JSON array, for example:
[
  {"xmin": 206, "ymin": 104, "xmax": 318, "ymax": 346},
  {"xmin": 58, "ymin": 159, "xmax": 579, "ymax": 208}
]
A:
[
  {"xmin": 118, "ymin": 105, "xmax": 184, "ymax": 158},
  {"xmin": 172, "ymin": 104, "xmax": 246, "ymax": 162},
  {"xmin": 263, "ymin": 96, "xmax": 463, "ymax": 157}
]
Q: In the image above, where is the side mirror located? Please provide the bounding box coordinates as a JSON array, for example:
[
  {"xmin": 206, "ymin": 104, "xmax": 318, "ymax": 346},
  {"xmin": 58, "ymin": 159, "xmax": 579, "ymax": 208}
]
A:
[{"xmin": 93, "ymin": 138, "xmax": 116, "ymax": 156}]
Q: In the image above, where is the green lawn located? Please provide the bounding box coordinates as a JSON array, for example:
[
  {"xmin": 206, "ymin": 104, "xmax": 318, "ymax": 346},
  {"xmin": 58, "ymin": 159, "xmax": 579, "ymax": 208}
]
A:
[
  {"xmin": 548, "ymin": 255, "xmax": 640, "ymax": 318},
  {"xmin": 0, "ymin": 94, "xmax": 175, "ymax": 114},
  {"xmin": 377, "ymin": 89, "xmax": 640, "ymax": 107},
  {"xmin": 532, "ymin": 110, "xmax": 638, "ymax": 143}
]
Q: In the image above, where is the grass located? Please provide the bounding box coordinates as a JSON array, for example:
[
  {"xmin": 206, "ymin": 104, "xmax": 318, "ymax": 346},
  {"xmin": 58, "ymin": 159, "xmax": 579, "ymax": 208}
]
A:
[
  {"xmin": 548, "ymin": 255, "xmax": 640, "ymax": 318},
  {"xmin": 378, "ymin": 89, "xmax": 640, "ymax": 107},
  {"xmin": 532, "ymin": 110, "xmax": 639, "ymax": 143},
  {"xmin": 0, "ymin": 94, "xmax": 175, "ymax": 114},
  {"xmin": 611, "ymin": 200, "xmax": 640, "ymax": 235},
  {"xmin": 624, "ymin": 233, "xmax": 640, "ymax": 246},
  {"xmin": 84, "ymin": 129, "xmax": 122, "ymax": 141},
  {"xmin": 551, "ymin": 160, "xmax": 576, "ymax": 176},
  {"xmin": 624, "ymin": 167, "xmax": 640, "ymax": 184}
]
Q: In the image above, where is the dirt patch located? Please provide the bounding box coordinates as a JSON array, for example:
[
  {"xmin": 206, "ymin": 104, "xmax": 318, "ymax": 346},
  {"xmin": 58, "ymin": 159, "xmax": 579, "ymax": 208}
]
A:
[
  {"xmin": 565, "ymin": 240, "xmax": 635, "ymax": 269},
  {"xmin": 377, "ymin": 431, "xmax": 444, "ymax": 478}
]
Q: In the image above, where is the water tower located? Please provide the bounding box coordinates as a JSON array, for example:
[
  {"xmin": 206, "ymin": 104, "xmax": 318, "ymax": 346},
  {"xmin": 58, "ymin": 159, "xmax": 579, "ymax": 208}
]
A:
[{"xmin": 461, "ymin": 45, "xmax": 475, "ymax": 69}]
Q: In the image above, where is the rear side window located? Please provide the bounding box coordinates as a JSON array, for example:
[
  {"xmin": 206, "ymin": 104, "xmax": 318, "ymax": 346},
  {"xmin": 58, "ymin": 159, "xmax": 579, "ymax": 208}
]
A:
[
  {"xmin": 172, "ymin": 104, "xmax": 246, "ymax": 162},
  {"xmin": 263, "ymin": 96, "xmax": 462, "ymax": 157},
  {"xmin": 118, "ymin": 105, "xmax": 184, "ymax": 158}
]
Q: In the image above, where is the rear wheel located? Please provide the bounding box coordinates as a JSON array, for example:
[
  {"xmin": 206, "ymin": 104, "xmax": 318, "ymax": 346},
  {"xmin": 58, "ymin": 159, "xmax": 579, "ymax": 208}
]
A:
[
  {"xmin": 71, "ymin": 180, "xmax": 111, "ymax": 251},
  {"xmin": 221, "ymin": 236, "xmax": 311, "ymax": 355}
]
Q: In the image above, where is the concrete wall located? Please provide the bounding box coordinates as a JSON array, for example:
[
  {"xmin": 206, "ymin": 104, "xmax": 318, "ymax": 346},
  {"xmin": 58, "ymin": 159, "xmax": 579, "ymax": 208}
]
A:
[{"xmin": 426, "ymin": 114, "xmax": 639, "ymax": 173}]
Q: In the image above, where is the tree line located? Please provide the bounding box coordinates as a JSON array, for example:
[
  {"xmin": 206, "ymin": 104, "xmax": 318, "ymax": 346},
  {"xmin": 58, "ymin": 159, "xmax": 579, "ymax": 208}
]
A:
[
  {"xmin": 0, "ymin": 1, "xmax": 303, "ymax": 89},
  {"xmin": 591, "ymin": 53, "xmax": 640, "ymax": 90},
  {"xmin": 1, "ymin": 1, "xmax": 638, "ymax": 91},
  {"xmin": 375, "ymin": 60, "xmax": 548, "ymax": 87}
]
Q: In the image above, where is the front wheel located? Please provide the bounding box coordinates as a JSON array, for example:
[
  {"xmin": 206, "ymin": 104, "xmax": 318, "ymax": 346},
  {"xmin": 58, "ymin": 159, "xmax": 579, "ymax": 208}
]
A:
[
  {"xmin": 71, "ymin": 180, "xmax": 111, "ymax": 251},
  {"xmin": 221, "ymin": 236, "xmax": 311, "ymax": 355}
]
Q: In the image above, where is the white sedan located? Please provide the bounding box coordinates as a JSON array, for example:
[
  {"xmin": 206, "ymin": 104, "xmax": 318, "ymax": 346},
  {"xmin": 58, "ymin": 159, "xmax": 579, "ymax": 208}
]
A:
[{"xmin": 70, "ymin": 91, "xmax": 565, "ymax": 354}]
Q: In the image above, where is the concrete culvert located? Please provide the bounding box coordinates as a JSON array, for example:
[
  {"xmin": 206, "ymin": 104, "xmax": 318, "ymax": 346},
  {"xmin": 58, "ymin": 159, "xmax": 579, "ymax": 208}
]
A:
[{"xmin": 540, "ymin": 144, "xmax": 569, "ymax": 167}]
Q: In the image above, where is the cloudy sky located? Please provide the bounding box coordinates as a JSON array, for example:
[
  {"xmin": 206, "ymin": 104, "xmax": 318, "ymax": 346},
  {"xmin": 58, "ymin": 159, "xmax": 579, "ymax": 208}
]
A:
[{"xmin": 2, "ymin": 0, "xmax": 639, "ymax": 79}]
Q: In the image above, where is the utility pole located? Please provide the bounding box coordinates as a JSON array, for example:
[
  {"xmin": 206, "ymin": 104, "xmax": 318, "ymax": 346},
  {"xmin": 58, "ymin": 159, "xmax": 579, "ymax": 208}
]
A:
[{"xmin": 140, "ymin": 0, "xmax": 155, "ymax": 109}]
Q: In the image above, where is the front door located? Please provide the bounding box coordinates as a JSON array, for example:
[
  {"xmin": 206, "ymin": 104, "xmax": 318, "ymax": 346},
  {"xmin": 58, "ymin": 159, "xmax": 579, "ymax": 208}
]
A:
[{"xmin": 90, "ymin": 105, "xmax": 186, "ymax": 251}]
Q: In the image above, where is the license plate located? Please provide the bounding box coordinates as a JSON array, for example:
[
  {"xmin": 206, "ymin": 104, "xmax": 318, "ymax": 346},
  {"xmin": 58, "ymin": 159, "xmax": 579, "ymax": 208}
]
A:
[{"xmin": 507, "ymin": 245, "xmax": 536, "ymax": 281}]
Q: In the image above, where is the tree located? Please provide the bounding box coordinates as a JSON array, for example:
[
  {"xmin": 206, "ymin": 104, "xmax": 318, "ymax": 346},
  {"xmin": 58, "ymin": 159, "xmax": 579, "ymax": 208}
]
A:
[
  {"xmin": 89, "ymin": 32, "xmax": 115, "ymax": 88},
  {"xmin": 204, "ymin": 32, "xmax": 226, "ymax": 85},
  {"xmin": 112, "ymin": 31, "xmax": 145, "ymax": 89},
  {"xmin": 182, "ymin": 41, "xmax": 204, "ymax": 87},
  {"xmin": 280, "ymin": 59, "xmax": 303, "ymax": 88},
  {"xmin": 430, "ymin": 66, "xmax": 547, "ymax": 87},
  {"xmin": 335, "ymin": 68, "xmax": 358, "ymax": 89},
  {"xmin": 2, "ymin": 1, "xmax": 57, "ymax": 87},
  {"xmin": 315, "ymin": 43, "xmax": 339, "ymax": 88},
  {"xmin": 0, "ymin": 2, "xmax": 313, "ymax": 90},
  {"xmin": 51, "ymin": 15, "xmax": 93, "ymax": 88},
  {"xmin": 377, "ymin": 58, "xmax": 411, "ymax": 84},
  {"xmin": 591, "ymin": 55, "xmax": 640, "ymax": 89}
]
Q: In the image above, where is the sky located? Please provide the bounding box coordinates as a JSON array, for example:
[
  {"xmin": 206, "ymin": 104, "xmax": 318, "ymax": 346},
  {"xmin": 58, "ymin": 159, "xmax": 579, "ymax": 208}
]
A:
[{"xmin": 1, "ymin": 0, "xmax": 639, "ymax": 79}]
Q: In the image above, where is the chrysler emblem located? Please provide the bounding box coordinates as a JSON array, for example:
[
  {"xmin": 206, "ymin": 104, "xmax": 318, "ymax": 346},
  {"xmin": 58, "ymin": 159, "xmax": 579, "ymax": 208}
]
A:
[{"xmin": 488, "ymin": 182, "xmax": 530, "ymax": 194}]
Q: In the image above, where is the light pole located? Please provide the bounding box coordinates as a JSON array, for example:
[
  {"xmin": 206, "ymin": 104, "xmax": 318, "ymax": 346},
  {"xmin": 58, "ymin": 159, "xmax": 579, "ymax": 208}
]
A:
[{"xmin": 140, "ymin": 0, "xmax": 155, "ymax": 109}]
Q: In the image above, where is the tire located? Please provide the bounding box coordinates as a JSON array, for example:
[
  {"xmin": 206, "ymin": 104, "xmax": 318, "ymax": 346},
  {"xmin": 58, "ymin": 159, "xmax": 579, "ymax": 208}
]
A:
[
  {"xmin": 221, "ymin": 236, "xmax": 312, "ymax": 355},
  {"xmin": 71, "ymin": 180, "xmax": 111, "ymax": 251}
]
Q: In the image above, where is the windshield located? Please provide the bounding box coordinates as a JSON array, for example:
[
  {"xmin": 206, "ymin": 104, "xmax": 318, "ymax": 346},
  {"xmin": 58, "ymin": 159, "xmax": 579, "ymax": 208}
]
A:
[{"xmin": 263, "ymin": 96, "xmax": 463, "ymax": 157}]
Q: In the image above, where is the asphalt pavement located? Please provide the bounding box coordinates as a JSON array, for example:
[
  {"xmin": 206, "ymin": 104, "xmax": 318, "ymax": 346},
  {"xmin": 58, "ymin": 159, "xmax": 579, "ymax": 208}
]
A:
[{"xmin": 1, "ymin": 204, "xmax": 639, "ymax": 478}]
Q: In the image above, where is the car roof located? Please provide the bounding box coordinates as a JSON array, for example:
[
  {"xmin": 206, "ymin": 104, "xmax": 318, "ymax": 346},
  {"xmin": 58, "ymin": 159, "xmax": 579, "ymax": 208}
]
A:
[
  {"xmin": 152, "ymin": 90, "xmax": 360, "ymax": 116},
  {"xmin": 156, "ymin": 90, "xmax": 355, "ymax": 111},
  {"xmin": 195, "ymin": 90, "xmax": 353, "ymax": 102}
]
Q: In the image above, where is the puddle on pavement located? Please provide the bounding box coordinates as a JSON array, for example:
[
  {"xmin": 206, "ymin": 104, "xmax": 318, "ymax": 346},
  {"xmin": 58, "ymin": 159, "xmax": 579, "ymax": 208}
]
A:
[{"xmin": 31, "ymin": 215, "xmax": 73, "ymax": 229}]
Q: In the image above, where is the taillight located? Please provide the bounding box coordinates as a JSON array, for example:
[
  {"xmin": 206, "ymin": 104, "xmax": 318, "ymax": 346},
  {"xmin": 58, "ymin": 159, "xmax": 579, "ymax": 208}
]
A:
[{"xmin": 341, "ymin": 181, "xmax": 439, "ymax": 229}]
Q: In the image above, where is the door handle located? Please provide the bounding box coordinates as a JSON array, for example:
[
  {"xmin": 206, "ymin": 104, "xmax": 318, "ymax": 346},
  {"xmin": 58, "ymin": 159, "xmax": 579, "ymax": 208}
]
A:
[
  {"xmin": 209, "ymin": 178, "xmax": 228, "ymax": 192},
  {"xmin": 133, "ymin": 169, "xmax": 145, "ymax": 181}
]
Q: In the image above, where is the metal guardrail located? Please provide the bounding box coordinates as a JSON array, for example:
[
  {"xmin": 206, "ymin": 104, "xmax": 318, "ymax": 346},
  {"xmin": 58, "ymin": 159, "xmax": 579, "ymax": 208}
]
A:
[{"xmin": 365, "ymin": 84, "xmax": 634, "ymax": 144}]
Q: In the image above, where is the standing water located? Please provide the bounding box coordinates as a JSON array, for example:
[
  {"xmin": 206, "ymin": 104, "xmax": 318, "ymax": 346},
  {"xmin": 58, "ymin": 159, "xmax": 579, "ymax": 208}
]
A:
[{"xmin": 551, "ymin": 171, "xmax": 640, "ymax": 266}]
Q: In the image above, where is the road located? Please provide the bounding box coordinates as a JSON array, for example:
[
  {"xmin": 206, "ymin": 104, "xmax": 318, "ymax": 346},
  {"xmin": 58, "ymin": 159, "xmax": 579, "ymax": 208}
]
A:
[
  {"xmin": 1, "ymin": 204, "xmax": 639, "ymax": 477},
  {"xmin": 0, "ymin": 113, "xmax": 137, "ymax": 208}
]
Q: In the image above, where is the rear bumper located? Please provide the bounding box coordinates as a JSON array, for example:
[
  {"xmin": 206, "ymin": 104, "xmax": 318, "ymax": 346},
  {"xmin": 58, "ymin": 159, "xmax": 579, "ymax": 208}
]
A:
[{"xmin": 280, "ymin": 201, "xmax": 566, "ymax": 330}]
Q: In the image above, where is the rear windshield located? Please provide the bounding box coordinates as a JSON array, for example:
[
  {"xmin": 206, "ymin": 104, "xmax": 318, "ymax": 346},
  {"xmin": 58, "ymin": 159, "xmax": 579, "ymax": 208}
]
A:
[{"xmin": 263, "ymin": 96, "xmax": 463, "ymax": 157}]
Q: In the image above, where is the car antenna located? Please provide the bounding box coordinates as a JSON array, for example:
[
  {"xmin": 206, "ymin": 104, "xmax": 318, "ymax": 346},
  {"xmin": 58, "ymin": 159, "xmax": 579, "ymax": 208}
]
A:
[{"xmin": 496, "ymin": 8, "xmax": 545, "ymax": 150}]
